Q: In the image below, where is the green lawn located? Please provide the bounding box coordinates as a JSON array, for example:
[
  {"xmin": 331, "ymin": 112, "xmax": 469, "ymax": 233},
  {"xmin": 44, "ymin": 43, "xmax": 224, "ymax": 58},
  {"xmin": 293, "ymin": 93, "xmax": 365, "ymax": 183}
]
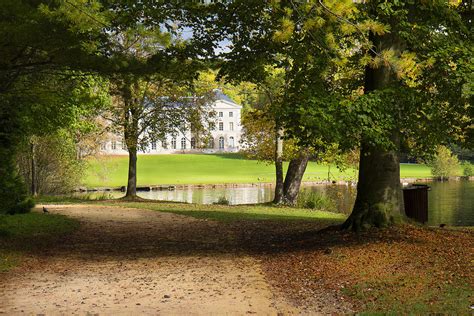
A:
[
  {"xmin": 0, "ymin": 213, "xmax": 78, "ymax": 238},
  {"xmin": 0, "ymin": 212, "xmax": 79, "ymax": 271},
  {"xmin": 107, "ymin": 201, "xmax": 347, "ymax": 222},
  {"xmin": 83, "ymin": 154, "xmax": 441, "ymax": 187}
]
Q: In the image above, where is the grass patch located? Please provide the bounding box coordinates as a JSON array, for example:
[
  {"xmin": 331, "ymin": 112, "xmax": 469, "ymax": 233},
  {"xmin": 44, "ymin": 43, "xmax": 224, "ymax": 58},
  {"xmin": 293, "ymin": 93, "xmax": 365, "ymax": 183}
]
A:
[
  {"xmin": 0, "ymin": 212, "xmax": 79, "ymax": 272},
  {"xmin": 344, "ymin": 278, "xmax": 472, "ymax": 315},
  {"xmin": 0, "ymin": 212, "xmax": 79, "ymax": 238},
  {"xmin": 85, "ymin": 154, "xmax": 353, "ymax": 187},
  {"xmin": 35, "ymin": 192, "xmax": 116, "ymax": 204},
  {"xmin": 103, "ymin": 201, "xmax": 347, "ymax": 223},
  {"xmin": 83, "ymin": 154, "xmax": 444, "ymax": 187},
  {"xmin": 83, "ymin": 154, "xmax": 463, "ymax": 187}
]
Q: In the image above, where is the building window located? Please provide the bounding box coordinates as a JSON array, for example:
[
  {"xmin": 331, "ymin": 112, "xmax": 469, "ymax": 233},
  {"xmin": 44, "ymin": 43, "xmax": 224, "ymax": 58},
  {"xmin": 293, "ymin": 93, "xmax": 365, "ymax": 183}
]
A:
[
  {"xmin": 229, "ymin": 122, "xmax": 234, "ymax": 131},
  {"xmin": 121, "ymin": 141, "xmax": 127, "ymax": 150},
  {"xmin": 162, "ymin": 141, "xmax": 168, "ymax": 149},
  {"xmin": 111, "ymin": 141, "xmax": 117, "ymax": 150},
  {"xmin": 181, "ymin": 137, "xmax": 186, "ymax": 149},
  {"xmin": 171, "ymin": 138, "xmax": 177, "ymax": 149},
  {"xmin": 191, "ymin": 137, "xmax": 196, "ymax": 149},
  {"xmin": 229, "ymin": 111, "xmax": 233, "ymax": 117},
  {"xmin": 151, "ymin": 142, "xmax": 157, "ymax": 150},
  {"xmin": 218, "ymin": 111, "xmax": 223, "ymax": 117},
  {"xmin": 219, "ymin": 122, "xmax": 224, "ymax": 131},
  {"xmin": 229, "ymin": 136, "xmax": 235, "ymax": 148},
  {"xmin": 209, "ymin": 122, "xmax": 215, "ymax": 131},
  {"xmin": 100, "ymin": 143, "xmax": 106, "ymax": 150},
  {"xmin": 219, "ymin": 137, "xmax": 224, "ymax": 149},
  {"xmin": 208, "ymin": 138, "xmax": 215, "ymax": 149}
]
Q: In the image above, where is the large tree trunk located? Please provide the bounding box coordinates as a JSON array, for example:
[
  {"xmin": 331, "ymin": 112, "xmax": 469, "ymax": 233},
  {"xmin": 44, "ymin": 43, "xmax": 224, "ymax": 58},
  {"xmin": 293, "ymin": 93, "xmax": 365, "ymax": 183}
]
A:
[
  {"xmin": 125, "ymin": 146, "xmax": 138, "ymax": 198},
  {"xmin": 282, "ymin": 151, "xmax": 310, "ymax": 205},
  {"xmin": 273, "ymin": 124, "xmax": 284, "ymax": 204},
  {"xmin": 342, "ymin": 31, "xmax": 404, "ymax": 231},
  {"xmin": 342, "ymin": 134, "xmax": 403, "ymax": 230}
]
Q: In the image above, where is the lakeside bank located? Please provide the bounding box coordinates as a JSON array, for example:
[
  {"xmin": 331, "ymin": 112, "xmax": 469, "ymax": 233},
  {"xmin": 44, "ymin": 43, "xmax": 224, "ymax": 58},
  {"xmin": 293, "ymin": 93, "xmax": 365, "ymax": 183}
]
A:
[{"xmin": 77, "ymin": 176, "xmax": 474, "ymax": 193}]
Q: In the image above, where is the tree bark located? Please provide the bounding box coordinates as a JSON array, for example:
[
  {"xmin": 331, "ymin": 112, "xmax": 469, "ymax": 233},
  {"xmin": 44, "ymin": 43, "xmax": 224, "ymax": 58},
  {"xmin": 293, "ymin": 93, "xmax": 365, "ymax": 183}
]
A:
[
  {"xmin": 342, "ymin": 31, "xmax": 404, "ymax": 231},
  {"xmin": 282, "ymin": 151, "xmax": 310, "ymax": 206},
  {"xmin": 122, "ymin": 77, "xmax": 140, "ymax": 199},
  {"xmin": 125, "ymin": 146, "xmax": 138, "ymax": 198},
  {"xmin": 273, "ymin": 124, "xmax": 284, "ymax": 204},
  {"xmin": 342, "ymin": 134, "xmax": 403, "ymax": 231}
]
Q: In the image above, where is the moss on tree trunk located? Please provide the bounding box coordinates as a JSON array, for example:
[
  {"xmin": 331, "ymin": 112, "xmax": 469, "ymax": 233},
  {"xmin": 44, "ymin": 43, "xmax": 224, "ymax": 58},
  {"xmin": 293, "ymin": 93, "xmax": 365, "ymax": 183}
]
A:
[{"xmin": 342, "ymin": 134, "xmax": 404, "ymax": 231}]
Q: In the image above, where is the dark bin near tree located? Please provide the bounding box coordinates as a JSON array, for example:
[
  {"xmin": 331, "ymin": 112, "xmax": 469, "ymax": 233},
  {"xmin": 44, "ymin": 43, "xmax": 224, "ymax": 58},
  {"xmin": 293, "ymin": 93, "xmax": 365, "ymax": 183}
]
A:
[{"xmin": 402, "ymin": 184, "xmax": 429, "ymax": 223}]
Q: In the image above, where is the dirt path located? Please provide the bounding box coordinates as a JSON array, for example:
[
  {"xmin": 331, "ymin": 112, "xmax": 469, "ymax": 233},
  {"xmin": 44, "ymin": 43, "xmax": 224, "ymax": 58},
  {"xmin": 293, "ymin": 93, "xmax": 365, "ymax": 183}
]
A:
[{"xmin": 0, "ymin": 205, "xmax": 300, "ymax": 315}]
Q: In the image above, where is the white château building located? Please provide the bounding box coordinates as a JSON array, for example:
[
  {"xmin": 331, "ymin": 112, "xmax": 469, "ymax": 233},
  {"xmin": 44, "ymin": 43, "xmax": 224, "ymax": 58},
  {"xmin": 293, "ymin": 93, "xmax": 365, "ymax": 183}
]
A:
[{"xmin": 100, "ymin": 91, "xmax": 243, "ymax": 155}]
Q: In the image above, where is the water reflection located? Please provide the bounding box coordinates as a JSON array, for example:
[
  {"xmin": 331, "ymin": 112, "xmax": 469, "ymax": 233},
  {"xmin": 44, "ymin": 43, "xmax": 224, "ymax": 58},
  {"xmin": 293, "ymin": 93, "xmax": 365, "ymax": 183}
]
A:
[
  {"xmin": 428, "ymin": 181, "xmax": 474, "ymax": 226},
  {"xmin": 81, "ymin": 181, "xmax": 473, "ymax": 226},
  {"xmin": 98, "ymin": 184, "xmax": 357, "ymax": 212},
  {"xmin": 141, "ymin": 186, "xmax": 271, "ymax": 205}
]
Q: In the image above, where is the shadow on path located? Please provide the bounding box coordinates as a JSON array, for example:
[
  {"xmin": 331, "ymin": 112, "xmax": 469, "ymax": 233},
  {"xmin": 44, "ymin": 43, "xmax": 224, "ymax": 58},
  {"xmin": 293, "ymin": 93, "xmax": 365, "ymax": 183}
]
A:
[{"xmin": 3, "ymin": 204, "xmax": 423, "ymax": 262}]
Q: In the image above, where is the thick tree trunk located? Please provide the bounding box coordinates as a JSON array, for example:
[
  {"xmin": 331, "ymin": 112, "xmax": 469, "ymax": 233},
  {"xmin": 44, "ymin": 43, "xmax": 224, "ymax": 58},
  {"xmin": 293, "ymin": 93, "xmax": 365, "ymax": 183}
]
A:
[
  {"xmin": 125, "ymin": 147, "xmax": 138, "ymax": 198},
  {"xmin": 342, "ymin": 134, "xmax": 403, "ymax": 231},
  {"xmin": 282, "ymin": 151, "xmax": 310, "ymax": 205},
  {"xmin": 273, "ymin": 124, "xmax": 284, "ymax": 204},
  {"xmin": 342, "ymin": 31, "xmax": 404, "ymax": 230}
]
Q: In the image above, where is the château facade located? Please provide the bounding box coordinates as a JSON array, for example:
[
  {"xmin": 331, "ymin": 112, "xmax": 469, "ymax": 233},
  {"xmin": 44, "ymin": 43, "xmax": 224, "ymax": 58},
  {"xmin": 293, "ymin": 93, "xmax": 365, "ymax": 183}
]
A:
[{"xmin": 100, "ymin": 92, "xmax": 243, "ymax": 155}]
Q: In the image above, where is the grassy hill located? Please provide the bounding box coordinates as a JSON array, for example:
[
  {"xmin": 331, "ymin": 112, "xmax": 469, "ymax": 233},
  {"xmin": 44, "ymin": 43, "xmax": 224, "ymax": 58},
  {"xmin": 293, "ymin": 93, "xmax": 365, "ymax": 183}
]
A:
[{"xmin": 82, "ymin": 154, "xmax": 438, "ymax": 188}]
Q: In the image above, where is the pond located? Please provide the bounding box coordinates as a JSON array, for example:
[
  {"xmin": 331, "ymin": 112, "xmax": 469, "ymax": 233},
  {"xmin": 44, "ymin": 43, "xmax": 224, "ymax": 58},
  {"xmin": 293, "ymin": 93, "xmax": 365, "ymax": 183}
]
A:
[
  {"xmin": 83, "ymin": 180, "xmax": 473, "ymax": 226},
  {"xmin": 427, "ymin": 181, "xmax": 474, "ymax": 227}
]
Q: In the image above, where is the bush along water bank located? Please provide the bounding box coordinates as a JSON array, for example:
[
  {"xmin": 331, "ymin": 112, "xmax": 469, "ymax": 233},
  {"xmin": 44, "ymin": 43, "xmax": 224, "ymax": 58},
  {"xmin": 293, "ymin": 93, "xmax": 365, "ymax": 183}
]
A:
[{"xmin": 297, "ymin": 191, "xmax": 336, "ymax": 212}]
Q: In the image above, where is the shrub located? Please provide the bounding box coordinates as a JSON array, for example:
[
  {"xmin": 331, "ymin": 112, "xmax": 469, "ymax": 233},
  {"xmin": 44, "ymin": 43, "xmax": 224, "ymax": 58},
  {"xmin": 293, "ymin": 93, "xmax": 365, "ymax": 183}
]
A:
[
  {"xmin": 297, "ymin": 190, "xmax": 336, "ymax": 211},
  {"xmin": 17, "ymin": 132, "xmax": 84, "ymax": 195},
  {"xmin": 462, "ymin": 162, "xmax": 473, "ymax": 177},
  {"xmin": 0, "ymin": 151, "xmax": 34, "ymax": 215},
  {"xmin": 428, "ymin": 146, "xmax": 460, "ymax": 180},
  {"xmin": 214, "ymin": 196, "xmax": 230, "ymax": 205},
  {"xmin": 7, "ymin": 198, "xmax": 35, "ymax": 215},
  {"xmin": 76, "ymin": 192, "xmax": 115, "ymax": 201}
]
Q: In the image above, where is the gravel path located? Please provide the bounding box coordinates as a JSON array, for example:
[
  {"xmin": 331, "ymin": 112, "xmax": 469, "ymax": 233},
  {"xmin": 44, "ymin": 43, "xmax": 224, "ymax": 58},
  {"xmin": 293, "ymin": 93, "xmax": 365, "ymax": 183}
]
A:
[{"xmin": 0, "ymin": 205, "xmax": 299, "ymax": 315}]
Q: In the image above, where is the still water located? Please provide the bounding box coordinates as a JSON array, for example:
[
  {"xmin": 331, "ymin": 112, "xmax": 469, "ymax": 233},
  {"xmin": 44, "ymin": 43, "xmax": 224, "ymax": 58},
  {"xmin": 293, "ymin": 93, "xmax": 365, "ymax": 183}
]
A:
[{"xmin": 90, "ymin": 181, "xmax": 473, "ymax": 226}]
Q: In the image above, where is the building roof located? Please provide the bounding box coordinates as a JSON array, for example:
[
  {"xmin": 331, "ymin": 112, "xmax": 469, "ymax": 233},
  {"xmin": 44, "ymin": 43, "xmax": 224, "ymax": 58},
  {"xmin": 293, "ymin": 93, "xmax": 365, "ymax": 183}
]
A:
[{"xmin": 214, "ymin": 89, "xmax": 237, "ymax": 105}]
